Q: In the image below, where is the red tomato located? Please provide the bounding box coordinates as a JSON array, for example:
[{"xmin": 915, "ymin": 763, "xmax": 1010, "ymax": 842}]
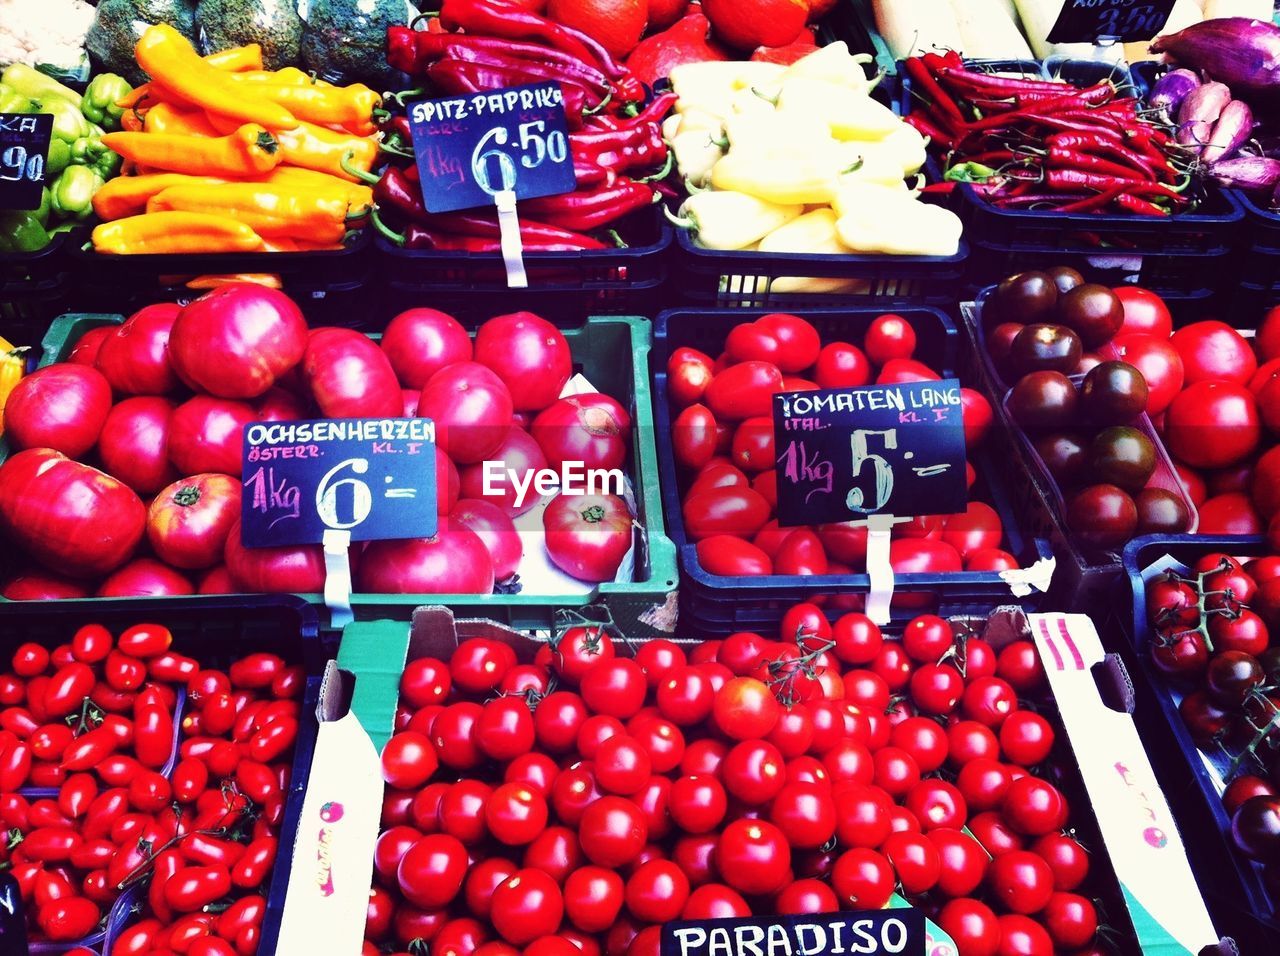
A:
[
  {"xmin": 474, "ymin": 312, "xmax": 572, "ymax": 412},
  {"xmin": 1, "ymin": 572, "xmax": 89, "ymax": 600},
  {"xmin": 95, "ymin": 303, "xmax": 180, "ymax": 396},
  {"xmin": 756, "ymin": 314, "xmax": 821, "ymax": 372},
  {"xmin": 713, "ymin": 677, "xmax": 779, "ymax": 739},
  {"xmin": 532, "ymin": 394, "xmax": 631, "ymax": 473},
  {"xmin": 863, "ymin": 314, "xmax": 917, "ymax": 365},
  {"xmin": 4, "ymin": 363, "xmax": 112, "ymax": 457},
  {"xmin": 1113, "ymin": 287, "xmax": 1172, "ymax": 338},
  {"xmin": 673, "ymin": 404, "xmax": 718, "ymax": 470},
  {"xmin": 890, "ymin": 537, "xmax": 963, "ymax": 575},
  {"xmin": 716, "ymin": 819, "xmax": 790, "ymax": 895},
  {"xmin": 941, "ymin": 502, "xmax": 1003, "ymax": 559},
  {"xmin": 960, "ymin": 388, "xmax": 993, "ymax": 446},
  {"xmin": 223, "ymin": 520, "xmax": 326, "ymax": 592},
  {"xmin": 831, "ymin": 848, "xmax": 894, "ymax": 909},
  {"xmin": 147, "ymin": 474, "xmax": 242, "ymax": 570},
  {"xmin": 730, "ymin": 417, "xmax": 774, "ymax": 473},
  {"xmin": 1171, "ymin": 320, "xmax": 1256, "ymax": 385},
  {"xmin": 667, "ymin": 348, "xmax": 715, "ymax": 408},
  {"xmin": 543, "ymin": 492, "xmax": 633, "ymax": 583},
  {"xmin": 491, "ymin": 869, "xmax": 563, "ymax": 946},
  {"xmin": 815, "ymin": 343, "xmax": 871, "ymax": 389},
  {"xmin": 97, "ymin": 558, "xmax": 193, "ymax": 597},
  {"xmin": 253, "ymin": 386, "xmax": 307, "ymax": 422},
  {"xmin": 1164, "ymin": 382, "xmax": 1260, "ymax": 469},
  {"xmin": 705, "ymin": 362, "xmax": 783, "ymax": 421},
  {"xmin": 358, "ymin": 531, "xmax": 495, "ymax": 594},
  {"xmin": 381, "ymin": 731, "xmax": 439, "ymax": 789},
  {"xmin": 682, "ymin": 487, "xmax": 770, "ymax": 540},
  {"xmin": 380, "ymin": 308, "xmax": 472, "ymax": 389},
  {"xmin": 1198, "ymin": 493, "xmax": 1261, "ymax": 535},
  {"xmin": 168, "ymin": 284, "xmax": 307, "ymax": 398},
  {"xmin": 398, "ymin": 833, "xmax": 468, "ymax": 909},
  {"xmin": 97, "ymin": 396, "xmax": 179, "ymax": 495},
  {"xmin": 681, "ymin": 884, "xmax": 750, "ymax": 919},
  {"xmin": 774, "ymin": 529, "xmax": 828, "ymax": 575},
  {"xmin": 0, "ymin": 449, "xmax": 145, "ymax": 578},
  {"xmin": 882, "ymin": 831, "xmax": 940, "ymax": 894},
  {"xmin": 169, "ymin": 396, "xmax": 256, "ymax": 477},
  {"xmin": 580, "ymin": 659, "xmax": 647, "ymax": 719},
  {"xmin": 989, "ymin": 850, "xmax": 1055, "ymax": 914},
  {"xmin": 450, "ymin": 499, "xmax": 522, "ymax": 581},
  {"xmin": 578, "ymin": 796, "xmax": 647, "ymax": 867},
  {"xmin": 36, "ymin": 896, "xmax": 100, "ymax": 941},
  {"xmin": 878, "ymin": 359, "xmax": 941, "ymax": 384},
  {"xmin": 417, "ymin": 361, "xmax": 515, "ymax": 464},
  {"xmin": 966, "ymin": 548, "xmax": 1021, "ymax": 572},
  {"xmin": 303, "ymin": 328, "xmax": 403, "ymax": 418},
  {"xmin": 937, "ymin": 898, "xmax": 1001, "ymax": 956},
  {"xmin": 457, "ymin": 426, "xmax": 548, "ymax": 516},
  {"xmin": 66, "ymin": 326, "xmax": 111, "ymax": 366},
  {"xmin": 1114, "ymin": 333, "xmax": 1185, "ymax": 416},
  {"xmin": 563, "ymin": 866, "xmax": 624, "ymax": 933}
]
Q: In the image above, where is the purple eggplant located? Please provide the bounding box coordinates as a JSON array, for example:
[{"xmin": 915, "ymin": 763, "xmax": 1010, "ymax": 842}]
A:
[
  {"xmin": 1209, "ymin": 155, "xmax": 1280, "ymax": 191},
  {"xmin": 1203, "ymin": 99, "xmax": 1255, "ymax": 164},
  {"xmin": 1151, "ymin": 18, "xmax": 1280, "ymax": 98},
  {"xmin": 1177, "ymin": 81, "xmax": 1232, "ymax": 146},
  {"xmin": 1149, "ymin": 68, "xmax": 1201, "ymax": 118}
]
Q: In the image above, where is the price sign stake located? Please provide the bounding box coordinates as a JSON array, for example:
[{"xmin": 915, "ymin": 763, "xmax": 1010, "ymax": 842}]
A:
[
  {"xmin": 0, "ymin": 113, "xmax": 52, "ymax": 212},
  {"xmin": 1047, "ymin": 0, "xmax": 1175, "ymax": 43},
  {"xmin": 407, "ymin": 81, "xmax": 576, "ymax": 287}
]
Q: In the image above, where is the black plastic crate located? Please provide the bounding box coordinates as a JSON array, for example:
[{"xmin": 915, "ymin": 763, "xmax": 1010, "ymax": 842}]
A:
[
  {"xmin": 375, "ymin": 205, "xmax": 670, "ymax": 323},
  {"xmin": 1120, "ymin": 536, "xmax": 1280, "ymax": 953},
  {"xmin": 0, "ymin": 275, "xmax": 71, "ymax": 348},
  {"xmin": 652, "ymin": 306, "xmax": 1050, "ymax": 633}
]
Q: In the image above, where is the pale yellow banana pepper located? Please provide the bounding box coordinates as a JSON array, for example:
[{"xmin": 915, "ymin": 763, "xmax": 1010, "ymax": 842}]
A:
[
  {"xmin": 676, "ymin": 190, "xmax": 802, "ymax": 250},
  {"xmin": 833, "ymin": 183, "xmax": 963, "ymax": 256},
  {"xmin": 780, "ymin": 42, "xmax": 878, "ymax": 93},
  {"xmin": 712, "ymin": 150, "xmax": 842, "ymax": 205},
  {"xmin": 0, "ymin": 345, "xmax": 27, "ymax": 439},
  {"xmin": 722, "ymin": 112, "xmax": 831, "ymax": 156},
  {"xmin": 757, "ymin": 208, "xmax": 867, "ymax": 293},
  {"xmin": 777, "ymin": 79, "xmax": 901, "ymax": 141}
]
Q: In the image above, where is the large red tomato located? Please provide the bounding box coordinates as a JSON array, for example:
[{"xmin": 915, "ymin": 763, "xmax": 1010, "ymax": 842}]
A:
[
  {"xmin": 1258, "ymin": 306, "xmax": 1280, "ymax": 362},
  {"xmin": 4, "ymin": 364, "xmax": 112, "ymax": 457},
  {"xmin": 1253, "ymin": 447, "xmax": 1280, "ymax": 519},
  {"xmin": 94, "ymin": 304, "xmax": 180, "ymax": 396},
  {"xmin": 66, "ymin": 327, "xmax": 111, "ymax": 367},
  {"xmin": 304, "ymin": 328, "xmax": 403, "ymax": 419},
  {"xmin": 357, "ymin": 531, "xmax": 495, "ymax": 594},
  {"xmin": 705, "ymin": 362, "xmax": 783, "ymax": 421},
  {"xmin": 96, "ymin": 559, "xmax": 194, "ymax": 597},
  {"xmin": 147, "ymin": 474, "xmax": 243, "ymax": 569},
  {"xmin": 254, "ymin": 387, "xmax": 308, "ymax": 422},
  {"xmin": 168, "ymin": 284, "xmax": 308, "ymax": 398},
  {"xmin": 1114, "ymin": 334, "xmax": 1184, "ymax": 416},
  {"xmin": 532, "ymin": 395, "xmax": 632, "ymax": 472},
  {"xmin": 941, "ymin": 503, "xmax": 1003, "ymax": 559},
  {"xmin": 458, "ymin": 427, "xmax": 549, "ymax": 516},
  {"xmin": 0, "ymin": 449, "xmax": 145, "ymax": 577},
  {"xmin": 224, "ymin": 520, "xmax": 326, "ymax": 592},
  {"xmin": 1170, "ymin": 321, "xmax": 1256, "ymax": 386},
  {"xmin": 197, "ymin": 566, "xmax": 235, "ymax": 594},
  {"xmin": 474, "ymin": 312, "xmax": 572, "ymax": 412},
  {"xmin": 890, "ymin": 538, "xmax": 963, "ymax": 574},
  {"xmin": 696, "ymin": 536, "xmax": 772, "ymax": 575},
  {"xmin": 0, "ymin": 572, "xmax": 90, "ymax": 600},
  {"xmin": 448, "ymin": 499, "xmax": 522, "ymax": 581},
  {"xmin": 168, "ymin": 396, "xmax": 255, "ymax": 477},
  {"xmin": 1164, "ymin": 382, "xmax": 1261, "ymax": 469},
  {"xmin": 418, "ymin": 362, "xmax": 515, "ymax": 464},
  {"xmin": 1113, "ymin": 287, "xmax": 1172, "ymax": 338},
  {"xmin": 1197, "ymin": 493, "xmax": 1261, "ymax": 535},
  {"xmin": 543, "ymin": 493, "xmax": 633, "ymax": 582},
  {"xmin": 380, "ymin": 308, "xmax": 473, "ymax": 389},
  {"xmin": 682, "ymin": 487, "xmax": 770, "ymax": 540},
  {"xmin": 97, "ymin": 397, "xmax": 178, "ymax": 495}
]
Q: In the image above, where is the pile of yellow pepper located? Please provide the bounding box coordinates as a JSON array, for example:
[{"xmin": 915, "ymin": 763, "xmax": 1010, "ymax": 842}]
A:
[
  {"xmin": 665, "ymin": 43, "xmax": 964, "ymax": 274},
  {"xmin": 90, "ymin": 25, "xmax": 378, "ymax": 255}
]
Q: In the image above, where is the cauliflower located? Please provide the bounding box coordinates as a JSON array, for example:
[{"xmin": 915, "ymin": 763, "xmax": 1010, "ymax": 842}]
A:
[{"xmin": 0, "ymin": 0, "xmax": 95, "ymax": 76}]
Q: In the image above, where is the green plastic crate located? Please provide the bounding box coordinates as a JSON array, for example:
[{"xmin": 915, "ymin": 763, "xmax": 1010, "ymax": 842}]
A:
[{"xmin": 5, "ymin": 313, "xmax": 679, "ymax": 639}]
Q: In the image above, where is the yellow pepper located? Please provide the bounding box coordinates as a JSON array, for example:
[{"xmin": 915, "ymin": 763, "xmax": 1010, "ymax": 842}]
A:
[
  {"xmin": 833, "ymin": 185, "xmax": 963, "ymax": 256},
  {"xmin": 143, "ymin": 102, "xmax": 219, "ymax": 137},
  {"xmin": 148, "ymin": 183, "xmax": 359, "ymax": 243},
  {"xmin": 134, "ymin": 25, "xmax": 297, "ymax": 130},
  {"xmin": 777, "ymin": 79, "xmax": 901, "ymax": 141},
  {"xmin": 92, "ymin": 212, "xmax": 267, "ymax": 254},
  {"xmin": 185, "ymin": 274, "xmax": 284, "ymax": 290},
  {"xmin": 722, "ymin": 112, "xmax": 831, "ymax": 156},
  {"xmin": 263, "ymin": 167, "xmax": 373, "ymax": 207},
  {"xmin": 669, "ymin": 131, "xmax": 724, "ymax": 188},
  {"xmin": 225, "ymin": 77, "xmax": 379, "ymax": 134},
  {"xmin": 205, "ymin": 112, "xmax": 379, "ymax": 181},
  {"xmin": 780, "ymin": 42, "xmax": 877, "ymax": 92},
  {"xmin": 674, "ymin": 190, "xmax": 802, "ymax": 250},
  {"xmin": 756, "ymin": 208, "xmax": 867, "ymax": 293},
  {"xmin": 833, "ymin": 144, "xmax": 911, "ymax": 188},
  {"xmin": 93, "ymin": 173, "xmax": 228, "ymax": 220},
  {"xmin": 102, "ymin": 125, "xmax": 282, "ymax": 177},
  {"xmin": 0, "ymin": 345, "xmax": 26, "ymax": 439},
  {"xmin": 711, "ymin": 150, "xmax": 840, "ymax": 205}
]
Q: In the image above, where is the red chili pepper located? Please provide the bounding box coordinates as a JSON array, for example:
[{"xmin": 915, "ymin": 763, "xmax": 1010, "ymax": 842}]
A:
[
  {"xmin": 937, "ymin": 67, "xmax": 1073, "ymax": 95},
  {"xmin": 420, "ymin": 209, "xmax": 610, "ymax": 249},
  {"xmin": 1047, "ymin": 145, "xmax": 1155, "ymax": 181},
  {"xmin": 519, "ymin": 178, "xmax": 655, "ymax": 231},
  {"xmin": 1055, "ymin": 185, "xmax": 1130, "ymax": 212},
  {"xmin": 902, "ymin": 113, "xmax": 955, "ymax": 150},
  {"xmin": 570, "ymin": 124, "xmax": 667, "ymax": 175},
  {"xmin": 406, "ymin": 32, "xmax": 612, "ymax": 98},
  {"xmin": 1115, "ymin": 192, "xmax": 1174, "ymax": 215},
  {"xmin": 905, "ymin": 57, "xmax": 965, "ymax": 128}
]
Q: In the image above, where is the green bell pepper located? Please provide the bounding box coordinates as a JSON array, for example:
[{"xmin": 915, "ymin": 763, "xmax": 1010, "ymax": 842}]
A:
[
  {"xmin": 0, "ymin": 64, "xmax": 81, "ymax": 111},
  {"xmin": 0, "ymin": 83, "xmax": 36, "ymax": 115},
  {"xmin": 69, "ymin": 136, "xmax": 107, "ymax": 164},
  {"xmin": 49, "ymin": 165, "xmax": 101, "ymax": 221},
  {"xmin": 90, "ymin": 148, "xmax": 121, "ymax": 179},
  {"xmin": 0, "ymin": 210, "xmax": 51, "ymax": 253},
  {"xmin": 82, "ymin": 74, "xmax": 132, "ymax": 131},
  {"xmin": 42, "ymin": 96, "xmax": 91, "ymax": 145},
  {"xmin": 31, "ymin": 188, "xmax": 51, "ymax": 228},
  {"xmin": 45, "ymin": 138, "xmax": 71, "ymax": 178}
]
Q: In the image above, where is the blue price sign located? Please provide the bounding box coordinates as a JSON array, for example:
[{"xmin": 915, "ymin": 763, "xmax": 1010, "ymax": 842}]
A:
[
  {"xmin": 407, "ymin": 81, "xmax": 577, "ymax": 213},
  {"xmin": 661, "ymin": 909, "xmax": 925, "ymax": 956},
  {"xmin": 771, "ymin": 379, "xmax": 968, "ymax": 527},
  {"xmin": 240, "ymin": 418, "xmax": 438, "ymax": 548},
  {"xmin": 1047, "ymin": 0, "xmax": 1174, "ymax": 43},
  {"xmin": 0, "ymin": 113, "xmax": 52, "ymax": 212}
]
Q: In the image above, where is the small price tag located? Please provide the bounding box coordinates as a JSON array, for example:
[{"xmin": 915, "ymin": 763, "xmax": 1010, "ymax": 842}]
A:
[
  {"xmin": 240, "ymin": 418, "xmax": 438, "ymax": 548},
  {"xmin": 0, "ymin": 872, "xmax": 28, "ymax": 956},
  {"xmin": 1046, "ymin": 0, "xmax": 1175, "ymax": 43},
  {"xmin": 661, "ymin": 909, "xmax": 925, "ymax": 956},
  {"xmin": 0, "ymin": 113, "xmax": 52, "ymax": 212},
  {"xmin": 407, "ymin": 81, "xmax": 577, "ymax": 214},
  {"xmin": 771, "ymin": 379, "xmax": 967, "ymax": 527}
]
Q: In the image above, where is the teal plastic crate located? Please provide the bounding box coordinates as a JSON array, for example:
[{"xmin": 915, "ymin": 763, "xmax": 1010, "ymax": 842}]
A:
[{"xmin": 4, "ymin": 312, "xmax": 678, "ymax": 639}]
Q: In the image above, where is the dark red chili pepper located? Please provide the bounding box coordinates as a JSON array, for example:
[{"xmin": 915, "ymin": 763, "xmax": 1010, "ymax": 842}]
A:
[
  {"xmin": 571, "ymin": 124, "xmax": 667, "ymax": 174},
  {"xmin": 1047, "ymin": 145, "xmax": 1155, "ymax": 181},
  {"xmin": 420, "ymin": 208, "xmax": 609, "ymax": 248},
  {"xmin": 1114, "ymin": 192, "xmax": 1170, "ymax": 216},
  {"xmin": 902, "ymin": 112, "xmax": 955, "ymax": 150},
  {"xmin": 405, "ymin": 32, "xmax": 611, "ymax": 96},
  {"xmin": 426, "ymin": 60, "xmax": 592, "ymax": 127},
  {"xmin": 905, "ymin": 57, "xmax": 965, "ymax": 128},
  {"xmin": 519, "ymin": 178, "xmax": 654, "ymax": 231},
  {"xmin": 397, "ymin": 223, "xmax": 504, "ymax": 251},
  {"xmin": 937, "ymin": 67, "xmax": 1072, "ymax": 95}
]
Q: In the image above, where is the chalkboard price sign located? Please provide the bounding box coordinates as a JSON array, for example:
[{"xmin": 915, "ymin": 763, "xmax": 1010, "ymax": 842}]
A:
[
  {"xmin": 407, "ymin": 81, "xmax": 577, "ymax": 213},
  {"xmin": 661, "ymin": 909, "xmax": 925, "ymax": 956},
  {"xmin": 240, "ymin": 418, "xmax": 438, "ymax": 548},
  {"xmin": 1046, "ymin": 0, "xmax": 1175, "ymax": 43},
  {"xmin": 0, "ymin": 113, "xmax": 52, "ymax": 211},
  {"xmin": 771, "ymin": 380, "xmax": 968, "ymax": 527}
]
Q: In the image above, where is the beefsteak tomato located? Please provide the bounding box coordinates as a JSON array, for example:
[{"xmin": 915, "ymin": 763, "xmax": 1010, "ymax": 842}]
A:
[
  {"xmin": 224, "ymin": 520, "xmax": 326, "ymax": 593},
  {"xmin": 380, "ymin": 308, "xmax": 472, "ymax": 389},
  {"xmin": 474, "ymin": 312, "xmax": 572, "ymax": 412},
  {"xmin": 96, "ymin": 559, "xmax": 194, "ymax": 597},
  {"xmin": 357, "ymin": 531, "xmax": 495, "ymax": 594},
  {"xmin": 543, "ymin": 493, "xmax": 633, "ymax": 582},
  {"xmin": 168, "ymin": 397, "xmax": 255, "ymax": 477},
  {"xmin": 147, "ymin": 474, "xmax": 243, "ymax": 570},
  {"xmin": 97, "ymin": 397, "xmax": 179, "ymax": 495},
  {"xmin": 532, "ymin": 395, "xmax": 632, "ymax": 473},
  {"xmin": 4, "ymin": 364, "xmax": 111, "ymax": 458},
  {"xmin": 94, "ymin": 304, "xmax": 180, "ymax": 396},
  {"xmin": 418, "ymin": 362, "xmax": 515, "ymax": 464},
  {"xmin": 304, "ymin": 328, "xmax": 403, "ymax": 419}
]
